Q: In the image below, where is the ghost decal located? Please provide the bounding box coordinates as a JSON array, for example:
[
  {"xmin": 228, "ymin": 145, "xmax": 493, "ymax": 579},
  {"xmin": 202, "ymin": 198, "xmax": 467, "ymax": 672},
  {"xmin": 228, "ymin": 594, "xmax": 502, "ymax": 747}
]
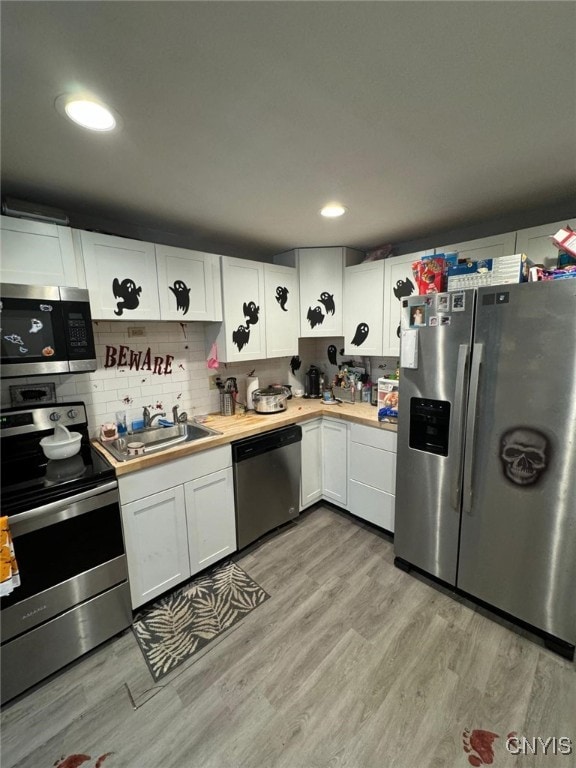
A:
[
  {"xmin": 307, "ymin": 306, "xmax": 325, "ymax": 329},
  {"xmin": 393, "ymin": 278, "xmax": 415, "ymax": 301},
  {"xmin": 327, "ymin": 345, "xmax": 338, "ymax": 366},
  {"xmin": 318, "ymin": 292, "xmax": 335, "ymax": 315},
  {"xmin": 29, "ymin": 318, "xmax": 43, "ymax": 334},
  {"xmin": 113, "ymin": 278, "xmax": 142, "ymax": 316},
  {"xmin": 351, "ymin": 322, "xmax": 370, "ymax": 347},
  {"xmin": 396, "ymin": 325, "xmax": 401, "ymax": 339},
  {"xmin": 500, "ymin": 427, "xmax": 549, "ymax": 486},
  {"xmin": 243, "ymin": 301, "xmax": 260, "ymax": 326},
  {"xmin": 275, "ymin": 286, "xmax": 289, "ymax": 311},
  {"xmin": 169, "ymin": 280, "xmax": 191, "ymax": 314},
  {"xmin": 290, "ymin": 355, "xmax": 302, "ymax": 375},
  {"xmin": 232, "ymin": 324, "xmax": 251, "ymax": 352}
]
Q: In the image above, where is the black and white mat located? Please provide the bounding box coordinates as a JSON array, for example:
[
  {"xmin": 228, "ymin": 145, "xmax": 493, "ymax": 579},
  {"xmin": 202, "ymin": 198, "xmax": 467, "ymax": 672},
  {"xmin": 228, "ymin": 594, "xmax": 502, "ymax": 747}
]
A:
[{"xmin": 132, "ymin": 561, "xmax": 269, "ymax": 681}]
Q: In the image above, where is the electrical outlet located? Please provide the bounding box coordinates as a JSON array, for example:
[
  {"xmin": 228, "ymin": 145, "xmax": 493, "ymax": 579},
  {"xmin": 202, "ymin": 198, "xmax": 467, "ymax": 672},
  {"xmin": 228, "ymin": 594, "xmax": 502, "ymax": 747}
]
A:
[
  {"xmin": 128, "ymin": 327, "xmax": 146, "ymax": 338},
  {"xmin": 209, "ymin": 375, "xmax": 219, "ymax": 390}
]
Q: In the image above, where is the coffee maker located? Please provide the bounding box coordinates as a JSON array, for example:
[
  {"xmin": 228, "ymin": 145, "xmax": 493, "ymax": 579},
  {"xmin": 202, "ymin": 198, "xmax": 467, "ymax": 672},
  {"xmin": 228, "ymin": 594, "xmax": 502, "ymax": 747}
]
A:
[{"xmin": 304, "ymin": 365, "xmax": 321, "ymax": 398}]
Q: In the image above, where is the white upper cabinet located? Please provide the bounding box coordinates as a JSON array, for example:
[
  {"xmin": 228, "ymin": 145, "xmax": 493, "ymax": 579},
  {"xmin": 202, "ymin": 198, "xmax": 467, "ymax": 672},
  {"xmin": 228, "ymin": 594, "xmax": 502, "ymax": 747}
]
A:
[
  {"xmin": 0, "ymin": 215, "xmax": 81, "ymax": 287},
  {"xmin": 435, "ymin": 231, "xmax": 517, "ymax": 261},
  {"xmin": 209, "ymin": 256, "xmax": 267, "ymax": 363},
  {"xmin": 264, "ymin": 263, "xmax": 299, "ymax": 358},
  {"xmin": 383, "ymin": 251, "xmax": 431, "ymax": 358},
  {"xmin": 276, "ymin": 247, "xmax": 364, "ymax": 338},
  {"xmin": 156, "ymin": 244, "xmax": 222, "ymax": 322},
  {"xmin": 515, "ymin": 219, "xmax": 576, "ymax": 267},
  {"xmin": 343, "ymin": 260, "xmax": 384, "ymax": 356},
  {"xmin": 80, "ymin": 231, "xmax": 160, "ymax": 320}
]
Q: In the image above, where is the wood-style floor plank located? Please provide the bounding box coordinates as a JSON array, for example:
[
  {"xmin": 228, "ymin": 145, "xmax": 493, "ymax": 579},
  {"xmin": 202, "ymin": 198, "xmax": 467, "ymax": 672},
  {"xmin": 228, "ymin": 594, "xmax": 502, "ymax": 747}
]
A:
[{"xmin": 1, "ymin": 504, "xmax": 574, "ymax": 768}]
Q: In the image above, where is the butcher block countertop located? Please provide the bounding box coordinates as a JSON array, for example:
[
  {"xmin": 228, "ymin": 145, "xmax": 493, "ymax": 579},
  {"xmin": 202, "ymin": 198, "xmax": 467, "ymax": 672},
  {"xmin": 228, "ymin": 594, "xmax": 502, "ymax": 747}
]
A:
[{"xmin": 93, "ymin": 399, "xmax": 397, "ymax": 476}]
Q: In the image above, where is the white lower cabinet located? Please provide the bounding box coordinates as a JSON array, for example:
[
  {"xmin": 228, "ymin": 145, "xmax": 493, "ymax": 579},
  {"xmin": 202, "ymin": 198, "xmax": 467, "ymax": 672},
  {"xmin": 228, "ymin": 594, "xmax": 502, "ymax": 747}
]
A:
[
  {"xmin": 348, "ymin": 423, "xmax": 397, "ymax": 532},
  {"xmin": 119, "ymin": 446, "xmax": 236, "ymax": 608},
  {"xmin": 185, "ymin": 468, "xmax": 236, "ymax": 573},
  {"xmin": 300, "ymin": 419, "xmax": 323, "ymax": 510},
  {"xmin": 121, "ymin": 486, "xmax": 191, "ymax": 609},
  {"xmin": 322, "ymin": 418, "xmax": 348, "ymax": 507}
]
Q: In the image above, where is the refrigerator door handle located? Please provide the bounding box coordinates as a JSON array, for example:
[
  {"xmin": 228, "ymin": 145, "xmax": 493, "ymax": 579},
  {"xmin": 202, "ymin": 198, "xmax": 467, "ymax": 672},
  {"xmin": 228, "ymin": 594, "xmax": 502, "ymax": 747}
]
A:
[
  {"xmin": 450, "ymin": 343, "xmax": 470, "ymax": 511},
  {"xmin": 462, "ymin": 342, "xmax": 484, "ymax": 515}
]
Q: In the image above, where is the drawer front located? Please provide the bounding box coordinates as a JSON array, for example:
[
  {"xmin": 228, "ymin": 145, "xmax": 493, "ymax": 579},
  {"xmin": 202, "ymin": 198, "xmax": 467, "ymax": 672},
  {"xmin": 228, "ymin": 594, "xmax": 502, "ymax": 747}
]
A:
[
  {"xmin": 349, "ymin": 480, "xmax": 395, "ymax": 532},
  {"xmin": 119, "ymin": 445, "xmax": 231, "ymax": 504},
  {"xmin": 350, "ymin": 442, "xmax": 396, "ymax": 494},
  {"xmin": 350, "ymin": 423, "xmax": 397, "ymax": 452}
]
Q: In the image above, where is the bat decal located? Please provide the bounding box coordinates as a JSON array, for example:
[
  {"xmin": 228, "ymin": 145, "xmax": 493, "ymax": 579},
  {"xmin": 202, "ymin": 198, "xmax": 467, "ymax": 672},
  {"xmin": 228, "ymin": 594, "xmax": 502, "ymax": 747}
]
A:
[
  {"xmin": 275, "ymin": 286, "xmax": 289, "ymax": 311},
  {"xmin": 113, "ymin": 278, "xmax": 142, "ymax": 316},
  {"xmin": 243, "ymin": 301, "xmax": 260, "ymax": 326},
  {"xmin": 169, "ymin": 280, "xmax": 191, "ymax": 314},
  {"xmin": 232, "ymin": 324, "xmax": 251, "ymax": 351},
  {"xmin": 307, "ymin": 306, "xmax": 325, "ymax": 329},
  {"xmin": 327, "ymin": 345, "xmax": 338, "ymax": 365},
  {"xmin": 351, "ymin": 322, "xmax": 370, "ymax": 346},
  {"xmin": 290, "ymin": 355, "xmax": 302, "ymax": 375},
  {"xmin": 4, "ymin": 334, "xmax": 24, "ymax": 345},
  {"xmin": 393, "ymin": 278, "xmax": 415, "ymax": 301},
  {"xmin": 318, "ymin": 291, "xmax": 335, "ymax": 315}
]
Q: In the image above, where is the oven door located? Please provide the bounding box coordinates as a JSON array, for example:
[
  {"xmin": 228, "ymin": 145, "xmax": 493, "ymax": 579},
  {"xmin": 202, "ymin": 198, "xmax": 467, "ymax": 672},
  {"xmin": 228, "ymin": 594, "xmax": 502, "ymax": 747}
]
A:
[{"xmin": 1, "ymin": 481, "xmax": 127, "ymax": 643}]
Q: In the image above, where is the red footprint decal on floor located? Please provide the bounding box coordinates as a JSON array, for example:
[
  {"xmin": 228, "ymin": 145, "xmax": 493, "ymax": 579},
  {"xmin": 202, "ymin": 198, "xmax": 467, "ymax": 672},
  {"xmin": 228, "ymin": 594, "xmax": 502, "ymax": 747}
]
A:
[
  {"xmin": 463, "ymin": 729, "xmax": 499, "ymax": 766},
  {"xmin": 54, "ymin": 753, "xmax": 113, "ymax": 768}
]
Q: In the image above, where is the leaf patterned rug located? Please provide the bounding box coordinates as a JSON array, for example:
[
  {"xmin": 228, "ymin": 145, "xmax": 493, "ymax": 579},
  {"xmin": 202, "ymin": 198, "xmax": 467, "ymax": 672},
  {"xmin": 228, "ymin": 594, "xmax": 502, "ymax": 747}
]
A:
[{"xmin": 132, "ymin": 561, "xmax": 269, "ymax": 681}]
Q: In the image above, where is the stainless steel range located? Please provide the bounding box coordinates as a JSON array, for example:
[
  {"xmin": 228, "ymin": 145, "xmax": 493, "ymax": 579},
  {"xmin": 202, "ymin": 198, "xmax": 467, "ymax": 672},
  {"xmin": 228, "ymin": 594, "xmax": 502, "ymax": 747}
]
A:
[{"xmin": 0, "ymin": 402, "xmax": 131, "ymax": 704}]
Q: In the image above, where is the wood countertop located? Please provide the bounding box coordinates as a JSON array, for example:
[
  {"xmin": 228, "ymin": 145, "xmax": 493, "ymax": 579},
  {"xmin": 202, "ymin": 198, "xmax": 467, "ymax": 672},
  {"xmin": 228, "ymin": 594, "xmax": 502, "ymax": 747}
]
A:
[{"xmin": 93, "ymin": 398, "xmax": 397, "ymax": 476}]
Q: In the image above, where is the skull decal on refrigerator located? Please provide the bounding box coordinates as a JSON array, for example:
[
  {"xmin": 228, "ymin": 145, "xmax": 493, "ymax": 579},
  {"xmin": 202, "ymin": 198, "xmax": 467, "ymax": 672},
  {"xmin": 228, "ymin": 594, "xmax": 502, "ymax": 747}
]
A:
[{"xmin": 500, "ymin": 428, "xmax": 549, "ymax": 486}]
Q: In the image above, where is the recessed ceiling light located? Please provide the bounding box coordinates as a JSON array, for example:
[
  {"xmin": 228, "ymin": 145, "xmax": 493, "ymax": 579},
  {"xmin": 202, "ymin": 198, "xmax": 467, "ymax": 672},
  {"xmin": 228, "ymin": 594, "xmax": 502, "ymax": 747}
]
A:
[
  {"xmin": 320, "ymin": 203, "xmax": 347, "ymax": 218},
  {"xmin": 55, "ymin": 94, "xmax": 119, "ymax": 132}
]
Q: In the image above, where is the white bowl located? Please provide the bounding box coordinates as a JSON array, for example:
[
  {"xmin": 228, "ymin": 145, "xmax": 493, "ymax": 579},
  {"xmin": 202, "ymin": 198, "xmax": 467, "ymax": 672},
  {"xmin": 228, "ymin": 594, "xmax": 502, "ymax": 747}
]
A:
[{"xmin": 40, "ymin": 424, "xmax": 82, "ymax": 460}]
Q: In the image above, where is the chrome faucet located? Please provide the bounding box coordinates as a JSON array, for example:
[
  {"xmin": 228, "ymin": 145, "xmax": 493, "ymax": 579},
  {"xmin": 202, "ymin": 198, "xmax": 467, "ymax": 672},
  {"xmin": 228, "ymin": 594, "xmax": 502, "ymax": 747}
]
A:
[
  {"xmin": 142, "ymin": 406, "xmax": 166, "ymax": 428},
  {"xmin": 172, "ymin": 405, "xmax": 188, "ymax": 424}
]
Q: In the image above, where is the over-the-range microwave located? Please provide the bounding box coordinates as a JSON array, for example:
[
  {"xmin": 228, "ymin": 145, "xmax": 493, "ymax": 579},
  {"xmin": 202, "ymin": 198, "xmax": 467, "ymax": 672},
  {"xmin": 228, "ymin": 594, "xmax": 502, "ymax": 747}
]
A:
[{"xmin": 1, "ymin": 284, "xmax": 97, "ymax": 377}]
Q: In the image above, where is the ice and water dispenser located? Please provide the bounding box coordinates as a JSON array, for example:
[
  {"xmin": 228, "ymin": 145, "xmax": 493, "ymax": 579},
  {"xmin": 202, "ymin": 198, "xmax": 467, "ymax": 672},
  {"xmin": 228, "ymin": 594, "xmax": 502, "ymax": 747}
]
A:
[{"xmin": 409, "ymin": 398, "xmax": 451, "ymax": 456}]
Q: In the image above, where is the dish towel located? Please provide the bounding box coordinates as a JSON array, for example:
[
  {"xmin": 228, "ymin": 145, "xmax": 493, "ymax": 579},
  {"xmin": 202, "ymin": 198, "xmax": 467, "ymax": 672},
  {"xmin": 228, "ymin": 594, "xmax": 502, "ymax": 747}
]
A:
[
  {"xmin": 207, "ymin": 341, "xmax": 219, "ymax": 370},
  {"xmin": 0, "ymin": 516, "xmax": 20, "ymax": 596}
]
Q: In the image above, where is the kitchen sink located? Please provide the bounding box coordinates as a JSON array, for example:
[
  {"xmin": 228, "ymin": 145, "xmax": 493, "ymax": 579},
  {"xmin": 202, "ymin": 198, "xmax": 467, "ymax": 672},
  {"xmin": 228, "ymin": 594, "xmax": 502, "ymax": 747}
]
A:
[{"xmin": 98, "ymin": 421, "xmax": 222, "ymax": 462}]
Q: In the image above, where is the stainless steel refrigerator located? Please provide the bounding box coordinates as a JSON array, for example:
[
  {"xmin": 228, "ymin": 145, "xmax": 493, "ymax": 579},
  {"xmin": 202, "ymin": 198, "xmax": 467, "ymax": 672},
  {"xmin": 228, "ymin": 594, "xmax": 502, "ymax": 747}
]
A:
[{"xmin": 394, "ymin": 279, "xmax": 576, "ymax": 658}]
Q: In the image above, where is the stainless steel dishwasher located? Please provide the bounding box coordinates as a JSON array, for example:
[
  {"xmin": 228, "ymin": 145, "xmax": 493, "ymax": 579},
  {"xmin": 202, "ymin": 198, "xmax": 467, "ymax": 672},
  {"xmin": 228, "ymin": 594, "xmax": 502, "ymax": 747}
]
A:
[{"xmin": 232, "ymin": 424, "xmax": 302, "ymax": 549}]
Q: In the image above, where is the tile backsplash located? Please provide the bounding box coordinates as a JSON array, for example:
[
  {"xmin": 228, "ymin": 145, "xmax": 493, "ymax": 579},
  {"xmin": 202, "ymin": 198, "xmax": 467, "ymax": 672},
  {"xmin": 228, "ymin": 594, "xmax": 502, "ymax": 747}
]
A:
[{"xmin": 1, "ymin": 322, "xmax": 398, "ymax": 436}]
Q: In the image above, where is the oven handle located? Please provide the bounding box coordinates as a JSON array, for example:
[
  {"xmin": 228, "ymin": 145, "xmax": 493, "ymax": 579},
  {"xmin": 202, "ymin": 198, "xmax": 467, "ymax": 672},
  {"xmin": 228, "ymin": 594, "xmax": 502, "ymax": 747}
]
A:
[{"xmin": 9, "ymin": 481, "xmax": 119, "ymax": 537}]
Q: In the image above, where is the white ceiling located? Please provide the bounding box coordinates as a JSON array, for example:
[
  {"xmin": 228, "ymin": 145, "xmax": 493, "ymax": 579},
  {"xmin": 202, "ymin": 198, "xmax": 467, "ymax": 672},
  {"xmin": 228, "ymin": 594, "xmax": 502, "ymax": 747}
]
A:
[{"xmin": 1, "ymin": 1, "xmax": 575, "ymax": 258}]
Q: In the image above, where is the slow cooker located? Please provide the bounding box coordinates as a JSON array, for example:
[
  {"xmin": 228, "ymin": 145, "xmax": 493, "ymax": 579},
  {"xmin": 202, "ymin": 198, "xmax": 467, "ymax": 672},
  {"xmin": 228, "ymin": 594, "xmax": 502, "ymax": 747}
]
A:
[{"xmin": 252, "ymin": 386, "xmax": 291, "ymax": 414}]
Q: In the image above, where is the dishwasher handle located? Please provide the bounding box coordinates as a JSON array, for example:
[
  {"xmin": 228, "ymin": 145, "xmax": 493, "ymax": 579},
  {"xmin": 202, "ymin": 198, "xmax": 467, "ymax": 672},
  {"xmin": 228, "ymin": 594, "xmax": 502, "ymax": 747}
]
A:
[{"xmin": 232, "ymin": 424, "xmax": 302, "ymax": 463}]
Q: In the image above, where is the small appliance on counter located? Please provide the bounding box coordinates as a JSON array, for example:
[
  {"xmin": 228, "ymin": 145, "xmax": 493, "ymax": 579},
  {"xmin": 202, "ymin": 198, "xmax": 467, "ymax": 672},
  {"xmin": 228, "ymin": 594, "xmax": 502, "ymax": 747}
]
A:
[
  {"xmin": 304, "ymin": 365, "xmax": 321, "ymax": 398},
  {"xmin": 252, "ymin": 386, "xmax": 291, "ymax": 414}
]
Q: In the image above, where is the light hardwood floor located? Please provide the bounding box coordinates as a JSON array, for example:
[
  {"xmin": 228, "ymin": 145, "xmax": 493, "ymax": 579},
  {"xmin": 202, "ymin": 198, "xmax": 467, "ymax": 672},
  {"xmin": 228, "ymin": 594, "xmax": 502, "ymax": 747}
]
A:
[{"xmin": 2, "ymin": 505, "xmax": 575, "ymax": 768}]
